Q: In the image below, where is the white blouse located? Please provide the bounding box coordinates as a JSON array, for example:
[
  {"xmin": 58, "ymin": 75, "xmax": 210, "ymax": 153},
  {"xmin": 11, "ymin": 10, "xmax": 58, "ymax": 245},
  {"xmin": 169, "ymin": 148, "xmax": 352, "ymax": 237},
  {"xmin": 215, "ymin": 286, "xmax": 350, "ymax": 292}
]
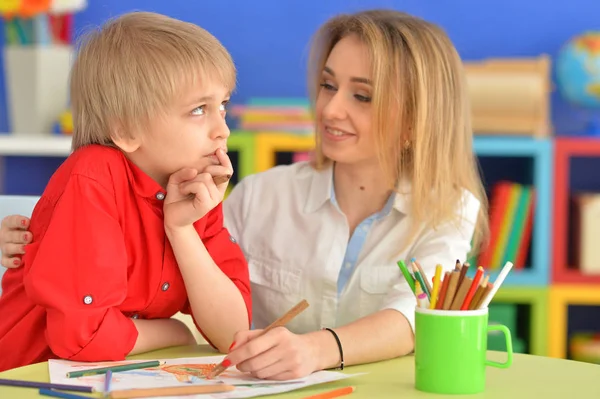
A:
[{"xmin": 223, "ymin": 162, "xmax": 480, "ymax": 334}]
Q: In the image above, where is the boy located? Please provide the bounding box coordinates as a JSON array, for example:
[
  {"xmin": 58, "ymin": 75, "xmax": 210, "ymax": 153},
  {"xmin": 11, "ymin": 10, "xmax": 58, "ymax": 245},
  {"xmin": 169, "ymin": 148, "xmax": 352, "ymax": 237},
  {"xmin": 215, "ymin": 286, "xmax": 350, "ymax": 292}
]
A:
[{"xmin": 0, "ymin": 11, "xmax": 252, "ymax": 372}]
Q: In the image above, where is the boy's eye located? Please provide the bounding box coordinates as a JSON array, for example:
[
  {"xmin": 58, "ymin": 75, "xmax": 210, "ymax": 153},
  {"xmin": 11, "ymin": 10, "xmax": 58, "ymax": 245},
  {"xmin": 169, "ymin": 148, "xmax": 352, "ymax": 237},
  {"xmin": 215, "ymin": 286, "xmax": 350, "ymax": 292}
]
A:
[
  {"xmin": 219, "ymin": 101, "xmax": 229, "ymax": 112},
  {"xmin": 191, "ymin": 106, "xmax": 205, "ymax": 116}
]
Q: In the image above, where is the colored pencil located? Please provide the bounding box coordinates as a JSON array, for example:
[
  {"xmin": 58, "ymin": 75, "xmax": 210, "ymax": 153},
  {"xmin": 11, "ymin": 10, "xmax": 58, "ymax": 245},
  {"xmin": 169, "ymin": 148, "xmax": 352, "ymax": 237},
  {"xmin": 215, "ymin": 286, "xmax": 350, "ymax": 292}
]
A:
[
  {"xmin": 450, "ymin": 276, "xmax": 472, "ymax": 310},
  {"xmin": 415, "ymin": 281, "xmax": 429, "ymax": 308},
  {"xmin": 39, "ymin": 389, "xmax": 90, "ymax": 399},
  {"xmin": 208, "ymin": 299, "xmax": 310, "ymax": 378},
  {"xmin": 411, "ymin": 263, "xmax": 430, "ymax": 300},
  {"xmin": 66, "ymin": 360, "xmax": 162, "ymax": 378},
  {"xmin": 104, "ymin": 370, "xmax": 112, "ymax": 395},
  {"xmin": 397, "ymin": 260, "xmax": 416, "ymax": 294},
  {"xmin": 442, "ymin": 271, "xmax": 460, "ymax": 310},
  {"xmin": 301, "ymin": 386, "xmax": 355, "ymax": 399},
  {"xmin": 411, "ymin": 258, "xmax": 432, "ymax": 294},
  {"xmin": 478, "ymin": 262, "xmax": 513, "ymax": 308},
  {"xmin": 0, "ymin": 378, "xmax": 94, "ymax": 393},
  {"xmin": 435, "ymin": 272, "xmax": 451, "ymax": 310},
  {"xmin": 457, "ymin": 262, "xmax": 470, "ymax": 288},
  {"xmin": 454, "ymin": 259, "xmax": 461, "ymax": 271},
  {"xmin": 469, "ymin": 275, "xmax": 490, "ymax": 310},
  {"xmin": 109, "ymin": 384, "xmax": 235, "ymax": 398},
  {"xmin": 460, "ymin": 266, "xmax": 484, "ymax": 310},
  {"xmin": 429, "ymin": 264, "xmax": 443, "ymax": 309}
]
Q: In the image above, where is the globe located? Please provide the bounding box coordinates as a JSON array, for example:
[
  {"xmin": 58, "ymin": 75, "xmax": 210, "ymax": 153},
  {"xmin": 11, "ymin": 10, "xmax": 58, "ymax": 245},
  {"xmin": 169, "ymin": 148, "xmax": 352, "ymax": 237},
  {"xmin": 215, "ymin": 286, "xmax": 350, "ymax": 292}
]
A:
[{"xmin": 556, "ymin": 31, "xmax": 600, "ymax": 135}]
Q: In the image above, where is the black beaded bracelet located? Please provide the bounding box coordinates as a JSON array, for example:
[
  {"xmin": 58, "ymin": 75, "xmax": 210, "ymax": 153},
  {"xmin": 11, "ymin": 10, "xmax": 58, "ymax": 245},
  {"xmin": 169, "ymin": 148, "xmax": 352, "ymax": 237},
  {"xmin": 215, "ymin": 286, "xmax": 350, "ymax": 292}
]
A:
[{"xmin": 323, "ymin": 327, "xmax": 344, "ymax": 370}]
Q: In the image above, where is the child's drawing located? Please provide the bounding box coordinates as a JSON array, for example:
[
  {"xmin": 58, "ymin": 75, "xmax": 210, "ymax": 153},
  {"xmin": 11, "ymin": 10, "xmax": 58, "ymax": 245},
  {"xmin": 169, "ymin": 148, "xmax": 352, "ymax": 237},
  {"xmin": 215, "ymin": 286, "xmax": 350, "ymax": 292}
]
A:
[{"xmin": 48, "ymin": 355, "xmax": 359, "ymax": 398}]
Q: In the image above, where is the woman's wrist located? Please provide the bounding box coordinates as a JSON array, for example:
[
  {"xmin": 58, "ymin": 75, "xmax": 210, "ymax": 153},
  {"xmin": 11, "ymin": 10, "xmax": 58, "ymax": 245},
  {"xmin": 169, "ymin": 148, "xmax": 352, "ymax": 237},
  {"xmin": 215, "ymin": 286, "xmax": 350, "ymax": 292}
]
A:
[{"xmin": 305, "ymin": 329, "xmax": 343, "ymax": 371}]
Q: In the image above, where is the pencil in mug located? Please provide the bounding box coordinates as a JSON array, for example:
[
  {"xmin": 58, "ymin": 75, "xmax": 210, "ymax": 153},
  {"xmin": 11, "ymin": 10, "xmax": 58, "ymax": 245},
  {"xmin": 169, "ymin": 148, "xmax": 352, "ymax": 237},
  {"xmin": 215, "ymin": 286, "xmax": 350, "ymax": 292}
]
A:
[
  {"xmin": 301, "ymin": 386, "xmax": 355, "ymax": 399},
  {"xmin": 449, "ymin": 275, "xmax": 473, "ymax": 310},
  {"xmin": 442, "ymin": 270, "xmax": 460, "ymax": 310},
  {"xmin": 66, "ymin": 360, "xmax": 163, "ymax": 378},
  {"xmin": 460, "ymin": 266, "xmax": 484, "ymax": 310},
  {"xmin": 397, "ymin": 260, "xmax": 416, "ymax": 294},
  {"xmin": 208, "ymin": 299, "xmax": 310, "ymax": 378},
  {"xmin": 411, "ymin": 262, "xmax": 430, "ymax": 300},
  {"xmin": 434, "ymin": 271, "xmax": 451, "ymax": 310},
  {"xmin": 109, "ymin": 384, "xmax": 235, "ymax": 399},
  {"xmin": 428, "ymin": 264, "xmax": 443, "ymax": 309},
  {"xmin": 468, "ymin": 275, "xmax": 490, "ymax": 310},
  {"xmin": 411, "ymin": 258, "xmax": 433, "ymax": 294},
  {"xmin": 456, "ymin": 261, "xmax": 469, "ymax": 288},
  {"xmin": 478, "ymin": 261, "xmax": 513, "ymax": 309},
  {"xmin": 415, "ymin": 281, "xmax": 429, "ymax": 308}
]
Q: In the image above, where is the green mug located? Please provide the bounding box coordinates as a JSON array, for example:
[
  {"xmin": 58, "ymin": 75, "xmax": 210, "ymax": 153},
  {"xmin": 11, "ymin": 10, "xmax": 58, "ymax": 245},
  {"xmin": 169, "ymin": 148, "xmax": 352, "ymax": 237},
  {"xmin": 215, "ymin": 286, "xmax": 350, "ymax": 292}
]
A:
[{"xmin": 414, "ymin": 307, "xmax": 513, "ymax": 394}]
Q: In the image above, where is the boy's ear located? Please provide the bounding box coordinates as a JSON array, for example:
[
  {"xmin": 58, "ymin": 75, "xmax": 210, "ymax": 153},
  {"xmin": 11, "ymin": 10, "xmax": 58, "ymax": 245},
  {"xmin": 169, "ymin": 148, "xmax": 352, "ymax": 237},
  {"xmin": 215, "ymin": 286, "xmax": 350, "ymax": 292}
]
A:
[{"xmin": 110, "ymin": 124, "xmax": 141, "ymax": 153}]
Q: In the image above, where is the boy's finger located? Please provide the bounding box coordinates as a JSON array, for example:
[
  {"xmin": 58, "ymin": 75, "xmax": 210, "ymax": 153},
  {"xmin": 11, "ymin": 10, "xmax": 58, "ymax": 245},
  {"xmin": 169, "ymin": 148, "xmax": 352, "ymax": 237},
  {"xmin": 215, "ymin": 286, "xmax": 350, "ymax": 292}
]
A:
[
  {"xmin": 166, "ymin": 168, "xmax": 198, "ymax": 188},
  {"xmin": 1, "ymin": 215, "xmax": 30, "ymax": 230}
]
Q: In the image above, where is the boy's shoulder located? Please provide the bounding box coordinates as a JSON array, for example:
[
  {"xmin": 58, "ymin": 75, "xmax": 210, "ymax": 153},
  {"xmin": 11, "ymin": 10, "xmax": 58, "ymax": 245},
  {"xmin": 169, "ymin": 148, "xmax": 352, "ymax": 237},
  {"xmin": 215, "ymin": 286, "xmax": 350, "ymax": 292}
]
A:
[
  {"xmin": 65, "ymin": 145, "xmax": 127, "ymax": 176},
  {"xmin": 49, "ymin": 144, "xmax": 128, "ymax": 191}
]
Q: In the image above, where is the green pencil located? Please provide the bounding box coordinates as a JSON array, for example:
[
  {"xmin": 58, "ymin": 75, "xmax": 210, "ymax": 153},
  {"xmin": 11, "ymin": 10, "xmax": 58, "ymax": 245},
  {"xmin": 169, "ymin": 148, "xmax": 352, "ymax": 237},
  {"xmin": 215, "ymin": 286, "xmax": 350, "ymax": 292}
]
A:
[
  {"xmin": 66, "ymin": 360, "xmax": 163, "ymax": 378},
  {"xmin": 397, "ymin": 260, "xmax": 416, "ymax": 294},
  {"xmin": 411, "ymin": 263, "xmax": 431, "ymax": 301}
]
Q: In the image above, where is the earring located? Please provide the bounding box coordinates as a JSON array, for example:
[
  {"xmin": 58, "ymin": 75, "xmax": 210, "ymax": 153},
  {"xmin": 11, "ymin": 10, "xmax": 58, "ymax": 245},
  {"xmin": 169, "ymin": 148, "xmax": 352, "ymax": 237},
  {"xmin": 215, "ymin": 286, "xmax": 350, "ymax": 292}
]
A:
[{"xmin": 403, "ymin": 139, "xmax": 411, "ymax": 150}]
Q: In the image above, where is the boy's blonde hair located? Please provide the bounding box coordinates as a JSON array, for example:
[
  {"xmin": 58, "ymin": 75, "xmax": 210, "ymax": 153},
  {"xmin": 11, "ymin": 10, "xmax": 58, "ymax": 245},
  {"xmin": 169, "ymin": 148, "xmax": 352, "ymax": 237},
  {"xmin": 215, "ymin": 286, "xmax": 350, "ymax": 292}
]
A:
[
  {"xmin": 307, "ymin": 10, "xmax": 489, "ymax": 255},
  {"xmin": 70, "ymin": 11, "xmax": 236, "ymax": 150}
]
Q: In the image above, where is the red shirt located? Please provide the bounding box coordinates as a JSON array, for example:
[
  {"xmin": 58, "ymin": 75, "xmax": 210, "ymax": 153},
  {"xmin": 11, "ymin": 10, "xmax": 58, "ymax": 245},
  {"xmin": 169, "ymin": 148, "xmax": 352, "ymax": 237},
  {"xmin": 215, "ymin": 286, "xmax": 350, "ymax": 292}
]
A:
[{"xmin": 0, "ymin": 145, "xmax": 252, "ymax": 372}]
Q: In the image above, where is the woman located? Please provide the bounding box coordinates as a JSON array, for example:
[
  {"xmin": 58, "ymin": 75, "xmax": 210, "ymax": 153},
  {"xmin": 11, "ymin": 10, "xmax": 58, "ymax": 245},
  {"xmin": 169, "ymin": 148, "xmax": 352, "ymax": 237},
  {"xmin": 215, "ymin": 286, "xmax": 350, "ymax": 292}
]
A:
[{"xmin": 0, "ymin": 9, "xmax": 488, "ymax": 379}]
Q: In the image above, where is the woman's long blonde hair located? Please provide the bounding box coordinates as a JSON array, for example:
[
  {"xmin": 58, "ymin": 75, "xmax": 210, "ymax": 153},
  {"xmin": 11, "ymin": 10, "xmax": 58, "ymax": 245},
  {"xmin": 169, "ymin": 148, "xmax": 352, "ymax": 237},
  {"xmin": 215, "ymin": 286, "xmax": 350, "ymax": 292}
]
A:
[{"xmin": 307, "ymin": 10, "xmax": 489, "ymax": 255}]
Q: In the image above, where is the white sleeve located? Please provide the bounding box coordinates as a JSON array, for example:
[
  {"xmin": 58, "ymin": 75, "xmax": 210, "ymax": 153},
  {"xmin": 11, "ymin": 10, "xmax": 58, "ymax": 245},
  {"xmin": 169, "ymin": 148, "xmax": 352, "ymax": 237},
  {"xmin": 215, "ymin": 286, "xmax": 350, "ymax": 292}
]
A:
[
  {"xmin": 223, "ymin": 176, "xmax": 252, "ymax": 247},
  {"xmin": 381, "ymin": 191, "xmax": 480, "ymax": 332}
]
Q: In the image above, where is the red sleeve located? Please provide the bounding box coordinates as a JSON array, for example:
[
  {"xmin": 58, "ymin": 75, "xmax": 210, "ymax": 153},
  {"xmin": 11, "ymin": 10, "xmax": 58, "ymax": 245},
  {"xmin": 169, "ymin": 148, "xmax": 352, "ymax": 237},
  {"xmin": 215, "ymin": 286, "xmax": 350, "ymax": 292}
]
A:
[
  {"xmin": 181, "ymin": 203, "xmax": 252, "ymax": 345},
  {"xmin": 23, "ymin": 174, "xmax": 138, "ymax": 361}
]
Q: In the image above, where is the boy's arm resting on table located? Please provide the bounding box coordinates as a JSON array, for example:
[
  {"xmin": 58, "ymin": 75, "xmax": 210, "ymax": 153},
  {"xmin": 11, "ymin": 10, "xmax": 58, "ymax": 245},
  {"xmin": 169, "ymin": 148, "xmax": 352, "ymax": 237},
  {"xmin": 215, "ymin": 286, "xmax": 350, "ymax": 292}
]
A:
[
  {"xmin": 22, "ymin": 175, "xmax": 192, "ymax": 361},
  {"xmin": 171, "ymin": 202, "xmax": 252, "ymax": 353}
]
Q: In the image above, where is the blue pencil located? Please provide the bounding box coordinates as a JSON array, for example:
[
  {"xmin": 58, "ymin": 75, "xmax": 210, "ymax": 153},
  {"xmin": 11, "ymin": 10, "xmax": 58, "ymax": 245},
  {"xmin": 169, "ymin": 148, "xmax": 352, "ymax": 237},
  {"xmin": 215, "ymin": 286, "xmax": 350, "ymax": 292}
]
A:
[
  {"xmin": 39, "ymin": 388, "xmax": 91, "ymax": 399},
  {"xmin": 104, "ymin": 370, "xmax": 112, "ymax": 395}
]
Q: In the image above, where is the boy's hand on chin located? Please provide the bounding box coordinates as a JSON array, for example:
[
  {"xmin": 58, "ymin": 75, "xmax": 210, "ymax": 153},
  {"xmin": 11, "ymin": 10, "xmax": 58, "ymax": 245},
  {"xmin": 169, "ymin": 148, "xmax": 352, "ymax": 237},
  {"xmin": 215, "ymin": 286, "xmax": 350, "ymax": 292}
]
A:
[{"xmin": 163, "ymin": 149, "xmax": 233, "ymax": 230}]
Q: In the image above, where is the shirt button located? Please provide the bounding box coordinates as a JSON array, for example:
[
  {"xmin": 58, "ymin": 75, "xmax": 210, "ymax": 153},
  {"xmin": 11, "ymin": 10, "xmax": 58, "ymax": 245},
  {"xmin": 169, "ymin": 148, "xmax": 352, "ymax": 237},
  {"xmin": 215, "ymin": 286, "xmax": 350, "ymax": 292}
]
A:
[
  {"xmin": 155, "ymin": 192, "xmax": 165, "ymax": 200},
  {"xmin": 161, "ymin": 282, "xmax": 170, "ymax": 291},
  {"xmin": 344, "ymin": 262, "xmax": 352, "ymax": 269},
  {"xmin": 229, "ymin": 235, "xmax": 237, "ymax": 243},
  {"xmin": 83, "ymin": 295, "xmax": 93, "ymax": 305}
]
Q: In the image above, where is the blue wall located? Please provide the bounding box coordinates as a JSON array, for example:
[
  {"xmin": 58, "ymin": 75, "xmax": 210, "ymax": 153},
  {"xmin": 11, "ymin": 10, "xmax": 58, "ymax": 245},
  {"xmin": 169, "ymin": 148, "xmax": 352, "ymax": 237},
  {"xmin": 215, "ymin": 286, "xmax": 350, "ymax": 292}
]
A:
[{"xmin": 2, "ymin": 0, "xmax": 600, "ymax": 193}]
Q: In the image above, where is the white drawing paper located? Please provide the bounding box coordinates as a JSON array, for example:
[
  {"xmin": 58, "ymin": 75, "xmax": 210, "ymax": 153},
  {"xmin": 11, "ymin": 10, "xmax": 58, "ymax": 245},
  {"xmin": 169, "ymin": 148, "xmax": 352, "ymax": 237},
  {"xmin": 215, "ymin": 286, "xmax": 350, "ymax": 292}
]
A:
[{"xmin": 48, "ymin": 355, "xmax": 360, "ymax": 398}]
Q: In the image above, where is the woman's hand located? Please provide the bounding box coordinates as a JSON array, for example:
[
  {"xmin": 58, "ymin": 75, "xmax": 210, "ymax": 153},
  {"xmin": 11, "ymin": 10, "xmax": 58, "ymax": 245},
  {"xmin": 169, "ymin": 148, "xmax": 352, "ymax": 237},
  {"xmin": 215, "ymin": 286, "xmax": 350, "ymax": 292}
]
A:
[
  {"xmin": 225, "ymin": 327, "xmax": 321, "ymax": 380},
  {"xmin": 0, "ymin": 215, "xmax": 33, "ymax": 268},
  {"xmin": 163, "ymin": 149, "xmax": 233, "ymax": 230}
]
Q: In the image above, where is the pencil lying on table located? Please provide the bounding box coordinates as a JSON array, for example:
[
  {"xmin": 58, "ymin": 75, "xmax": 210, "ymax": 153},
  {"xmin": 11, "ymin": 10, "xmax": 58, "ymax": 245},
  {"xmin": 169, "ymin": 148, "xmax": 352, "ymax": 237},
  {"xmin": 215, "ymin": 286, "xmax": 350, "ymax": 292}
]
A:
[
  {"xmin": 207, "ymin": 299, "xmax": 310, "ymax": 378},
  {"xmin": 66, "ymin": 360, "xmax": 163, "ymax": 378},
  {"xmin": 109, "ymin": 384, "xmax": 235, "ymax": 398}
]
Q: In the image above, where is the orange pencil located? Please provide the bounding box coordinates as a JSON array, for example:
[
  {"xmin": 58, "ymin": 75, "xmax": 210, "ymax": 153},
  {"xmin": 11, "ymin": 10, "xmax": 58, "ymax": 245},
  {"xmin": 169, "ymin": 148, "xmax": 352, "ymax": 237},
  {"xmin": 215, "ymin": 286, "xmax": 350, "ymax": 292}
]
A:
[
  {"xmin": 301, "ymin": 386, "xmax": 355, "ymax": 399},
  {"xmin": 460, "ymin": 266, "xmax": 484, "ymax": 310},
  {"xmin": 435, "ymin": 272, "xmax": 451, "ymax": 310}
]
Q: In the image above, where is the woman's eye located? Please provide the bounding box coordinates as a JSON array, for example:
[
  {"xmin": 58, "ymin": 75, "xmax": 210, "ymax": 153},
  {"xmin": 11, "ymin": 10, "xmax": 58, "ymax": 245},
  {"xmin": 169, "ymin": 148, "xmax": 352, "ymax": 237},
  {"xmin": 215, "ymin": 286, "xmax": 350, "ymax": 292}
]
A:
[
  {"xmin": 355, "ymin": 94, "xmax": 372, "ymax": 103},
  {"xmin": 320, "ymin": 82, "xmax": 336, "ymax": 91}
]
